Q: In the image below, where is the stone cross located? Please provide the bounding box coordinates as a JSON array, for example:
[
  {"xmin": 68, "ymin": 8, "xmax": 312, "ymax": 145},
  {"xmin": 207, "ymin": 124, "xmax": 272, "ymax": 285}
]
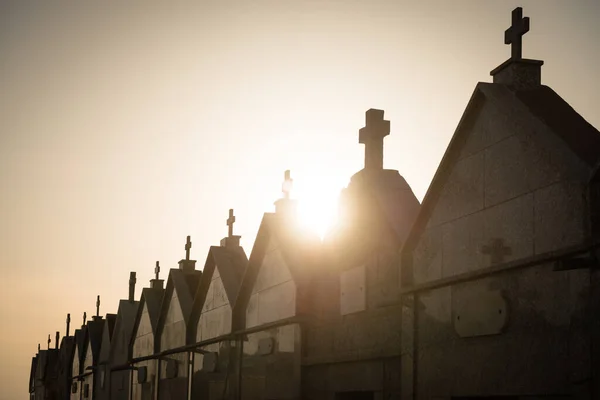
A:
[
  {"xmin": 83, "ymin": 312, "xmax": 87, "ymax": 327},
  {"xmin": 227, "ymin": 209, "xmax": 236, "ymax": 237},
  {"xmin": 282, "ymin": 170, "xmax": 293, "ymax": 199},
  {"xmin": 359, "ymin": 109, "xmax": 390, "ymax": 170},
  {"xmin": 504, "ymin": 7, "xmax": 530, "ymax": 60},
  {"xmin": 155, "ymin": 261, "xmax": 160, "ymax": 280},
  {"xmin": 66, "ymin": 313, "xmax": 71, "ymax": 337},
  {"xmin": 96, "ymin": 295, "xmax": 100, "ymax": 317},
  {"xmin": 481, "ymin": 238, "xmax": 512, "ymax": 264},
  {"xmin": 47, "ymin": 334, "xmax": 51, "ymax": 349},
  {"xmin": 185, "ymin": 236, "xmax": 192, "ymax": 260}
]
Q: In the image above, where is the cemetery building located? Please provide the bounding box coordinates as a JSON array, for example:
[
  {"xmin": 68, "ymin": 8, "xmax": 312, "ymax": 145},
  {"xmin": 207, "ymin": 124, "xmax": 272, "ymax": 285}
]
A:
[
  {"xmin": 28, "ymin": 6, "xmax": 600, "ymax": 400},
  {"xmin": 400, "ymin": 7, "xmax": 600, "ymax": 400},
  {"xmin": 130, "ymin": 263, "xmax": 165, "ymax": 400}
]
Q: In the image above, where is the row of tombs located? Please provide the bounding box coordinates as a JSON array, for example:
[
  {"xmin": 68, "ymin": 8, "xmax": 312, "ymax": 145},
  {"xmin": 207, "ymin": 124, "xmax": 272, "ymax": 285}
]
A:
[{"xmin": 30, "ymin": 7, "xmax": 600, "ymax": 400}]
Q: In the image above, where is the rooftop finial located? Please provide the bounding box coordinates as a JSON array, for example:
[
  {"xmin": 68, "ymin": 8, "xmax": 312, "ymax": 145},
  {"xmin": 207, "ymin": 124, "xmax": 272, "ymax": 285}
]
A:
[
  {"xmin": 185, "ymin": 236, "xmax": 192, "ymax": 261},
  {"xmin": 82, "ymin": 312, "xmax": 87, "ymax": 327},
  {"xmin": 96, "ymin": 295, "xmax": 100, "ymax": 317},
  {"xmin": 505, "ymin": 7, "xmax": 530, "ymax": 61},
  {"xmin": 128, "ymin": 272, "xmax": 137, "ymax": 302},
  {"xmin": 227, "ymin": 209, "xmax": 236, "ymax": 238},
  {"xmin": 38, "ymin": 343, "xmax": 40, "ymax": 352},
  {"xmin": 47, "ymin": 334, "xmax": 51, "ymax": 350},
  {"xmin": 359, "ymin": 109, "xmax": 390, "ymax": 170},
  {"xmin": 155, "ymin": 261, "xmax": 160, "ymax": 280},
  {"xmin": 55, "ymin": 332, "xmax": 59, "ymax": 350},
  {"xmin": 66, "ymin": 314, "xmax": 71, "ymax": 337},
  {"xmin": 282, "ymin": 170, "xmax": 293, "ymax": 199}
]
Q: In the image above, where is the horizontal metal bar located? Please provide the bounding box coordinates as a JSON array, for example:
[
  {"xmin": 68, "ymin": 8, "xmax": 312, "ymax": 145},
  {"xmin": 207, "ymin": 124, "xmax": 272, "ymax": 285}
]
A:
[
  {"xmin": 111, "ymin": 316, "xmax": 306, "ymax": 371},
  {"xmin": 401, "ymin": 240, "xmax": 600, "ymax": 296}
]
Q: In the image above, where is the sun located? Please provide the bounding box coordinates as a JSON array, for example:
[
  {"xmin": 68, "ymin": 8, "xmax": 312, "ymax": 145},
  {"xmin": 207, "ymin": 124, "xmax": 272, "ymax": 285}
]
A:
[{"xmin": 292, "ymin": 174, "xmax": 342, "ymax": 240}]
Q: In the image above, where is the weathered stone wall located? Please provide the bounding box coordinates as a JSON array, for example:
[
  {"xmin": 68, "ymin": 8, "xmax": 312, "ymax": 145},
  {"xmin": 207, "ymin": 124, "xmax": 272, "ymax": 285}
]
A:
[
  {"xmin": 197, "ymin": 268, "xmax": 233, "ymax": 342},
  {"xmin": 406, "ymin": 86, "xmax": 594, "ymax": 399},
  {"xmin": 246, "ymin": 238, "xmax": 297, "ymax": 329},
  {"xmin": 132, "ymin": 303, "xmax": 157, "ymax": 400}
]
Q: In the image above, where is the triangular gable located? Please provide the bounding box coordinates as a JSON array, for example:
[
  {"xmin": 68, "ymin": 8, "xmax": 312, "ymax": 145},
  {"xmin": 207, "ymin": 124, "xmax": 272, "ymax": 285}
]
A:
[
  {"xmin": 99, "ymin": 314, "xmax": 117, "ymax": 364},
  {"xmin": 86, "ymin": 318, "xmax": 105, "ymax": 365},
  {"xmin": 402, "ymin": 81, "xmax": 600, "ymax": 284},
  {"xmin": 189, "ymin": 244, "xmax": 248, "ymax": 342},
  {"xmin": 29, "ymin": 356, "xmax": 37, "ymax": 393},
  {"xmin": 71, "ymin": 327, "xmax": 88, "ymax": 377},
  {"xmin": 108, "ymin": 299, "xmax": 139, "ymax": 366},
  {"xmin": 130, "ymin": 286, "xmax": 164, "ymax": 355},
  {"xmin": 233, "ymin": 213, "xmax": 321, "ymax": 330},
  {"xmin": 156, "ymin": 268, "xmax": 202, "ymax": 349}
]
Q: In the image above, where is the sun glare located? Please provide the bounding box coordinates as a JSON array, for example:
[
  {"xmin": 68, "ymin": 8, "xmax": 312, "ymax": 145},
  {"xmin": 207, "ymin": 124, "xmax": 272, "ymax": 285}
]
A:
[{"xmin": 293, "ymin": 175, "xmax": 342, "ymax": 240}]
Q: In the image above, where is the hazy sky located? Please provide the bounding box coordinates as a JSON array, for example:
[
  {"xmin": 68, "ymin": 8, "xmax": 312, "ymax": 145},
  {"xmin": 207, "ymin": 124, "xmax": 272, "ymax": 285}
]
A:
[{"xmin": 1, "ymin": 1, "xmax": 599, "ymax": 398}]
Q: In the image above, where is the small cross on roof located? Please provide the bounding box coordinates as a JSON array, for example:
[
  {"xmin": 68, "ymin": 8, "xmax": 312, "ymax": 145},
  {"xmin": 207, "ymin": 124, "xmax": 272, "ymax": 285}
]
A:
[
  {"xmin": 282, "ymin": 170, "xmax": 293, "ymax": 199},
  {"xmin": 185, "ymin": 235, "xmax": 192, "ymax": 260},
  {"xmin": 155, "ymin": 261, "xmax": 160, "ymax": 280},
  {"xmin": 227, "ymin": 209, "xmax": 236, "ymax": 237},
  {"xmin": 504, "ymin": 7, "xmax": 530, "ymax": 60}
]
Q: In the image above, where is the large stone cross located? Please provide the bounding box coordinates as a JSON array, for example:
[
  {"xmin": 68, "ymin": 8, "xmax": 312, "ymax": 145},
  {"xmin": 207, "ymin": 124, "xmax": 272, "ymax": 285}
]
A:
[
  {"xmin": 227, "ymin": 209, "xmax": 236, "ymax": 237},
  {"xmin": 282, "ymin": 170, "xmax": 293, "ymax": 199},
  {"xmin": 155, "ymin": 261, "xmax": 160, "ymax": 280},
  {"xmin": 505, "ymin": 7, "xmax": 530, "ymax": 60},
  {"xmin": 481, "ymin": 237, "xmax": 512, "ymax": 265},
  {"xmin": 359, "ymin": 109, "xmax": 390, "ymax": 170},
  {"xmin": 185, "ymin": 235, "xmax": 192, "ymax": 260}
]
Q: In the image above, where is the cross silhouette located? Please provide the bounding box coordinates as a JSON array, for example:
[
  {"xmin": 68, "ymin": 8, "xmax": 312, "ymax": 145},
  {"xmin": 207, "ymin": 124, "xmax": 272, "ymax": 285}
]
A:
[
  {"xmin": 96, "ymin": 295, "xmax": 100, "ymax": 317},
  {"xmin": 282, "ymin": 170, "xmax": 293, "ymax": 199},
  {"xmin": 227, "ymin": 209, "xmax": 236, "ymax": 237},
  {"xmin": 504, "ymin": 7, "xmax": 530, "ymax": 60},
  {"xmin": 481, "ymin": 238, "xmax": 512, "ymax": 265},
  {"xmin": 359, "ymin": 109, "xmax": 390, "ymax": 170},
  {"xmin": 155, "ymin": 261, "xmax": 160, "ymax": 280},
  {"xmin": 185, "ymin": 236, "xmax": 192, "ymax": 260}
]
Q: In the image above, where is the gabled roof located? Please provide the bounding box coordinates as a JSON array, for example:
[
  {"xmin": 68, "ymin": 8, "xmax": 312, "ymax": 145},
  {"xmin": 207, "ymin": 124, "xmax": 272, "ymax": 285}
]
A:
[
  {"xmin": 233, "ymin": 213, "xmax": 321, "ymax": 329},
  {"xmin": 58, "ymin": 335, "xmax": 76, "ymax": 375},
  {"xmin": 73, "ymin": 327, "xmax": 88, "ymax": 373},
  {"xmin": 108, "ymin": 299, "xmax": 139, "ymax": 365},
  {"xmin": 98, "ymin": 314, "xmax": 117, "ymax": 364},
  {"xmin": 105, "ymin": 314, "xmax": 117, "ymax": 339},
  {"xmin": 29, "ymin": 356, "xmax": 37, "ymax": 392},
  {"xmin": 402, "ymin": 82, "xmax": 600, "ymax": 264},
  {"xmin": 189, "ymin": 244, "xmax": 248, "ymax": 340},
  {"xmin": 516, "ymin": 86, "xmax": 600, "ymax": 167},
  {"xmin": 156, "ymin": 268, "xmax": 202, "ymax": 348},
  {"xmin": 130, "ymin": 286, "xmax": 164, "ymax": 351},
  {"xmin": 85, "ymin": 318, "xmax": 105, "ymax": 365}
]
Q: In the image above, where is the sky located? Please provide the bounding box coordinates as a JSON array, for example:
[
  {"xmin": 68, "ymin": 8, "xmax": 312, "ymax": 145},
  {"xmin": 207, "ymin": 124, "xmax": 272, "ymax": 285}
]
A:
[{"xmin": 1, "ymin": 1, "xmax": 599, "ymax": 398}]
